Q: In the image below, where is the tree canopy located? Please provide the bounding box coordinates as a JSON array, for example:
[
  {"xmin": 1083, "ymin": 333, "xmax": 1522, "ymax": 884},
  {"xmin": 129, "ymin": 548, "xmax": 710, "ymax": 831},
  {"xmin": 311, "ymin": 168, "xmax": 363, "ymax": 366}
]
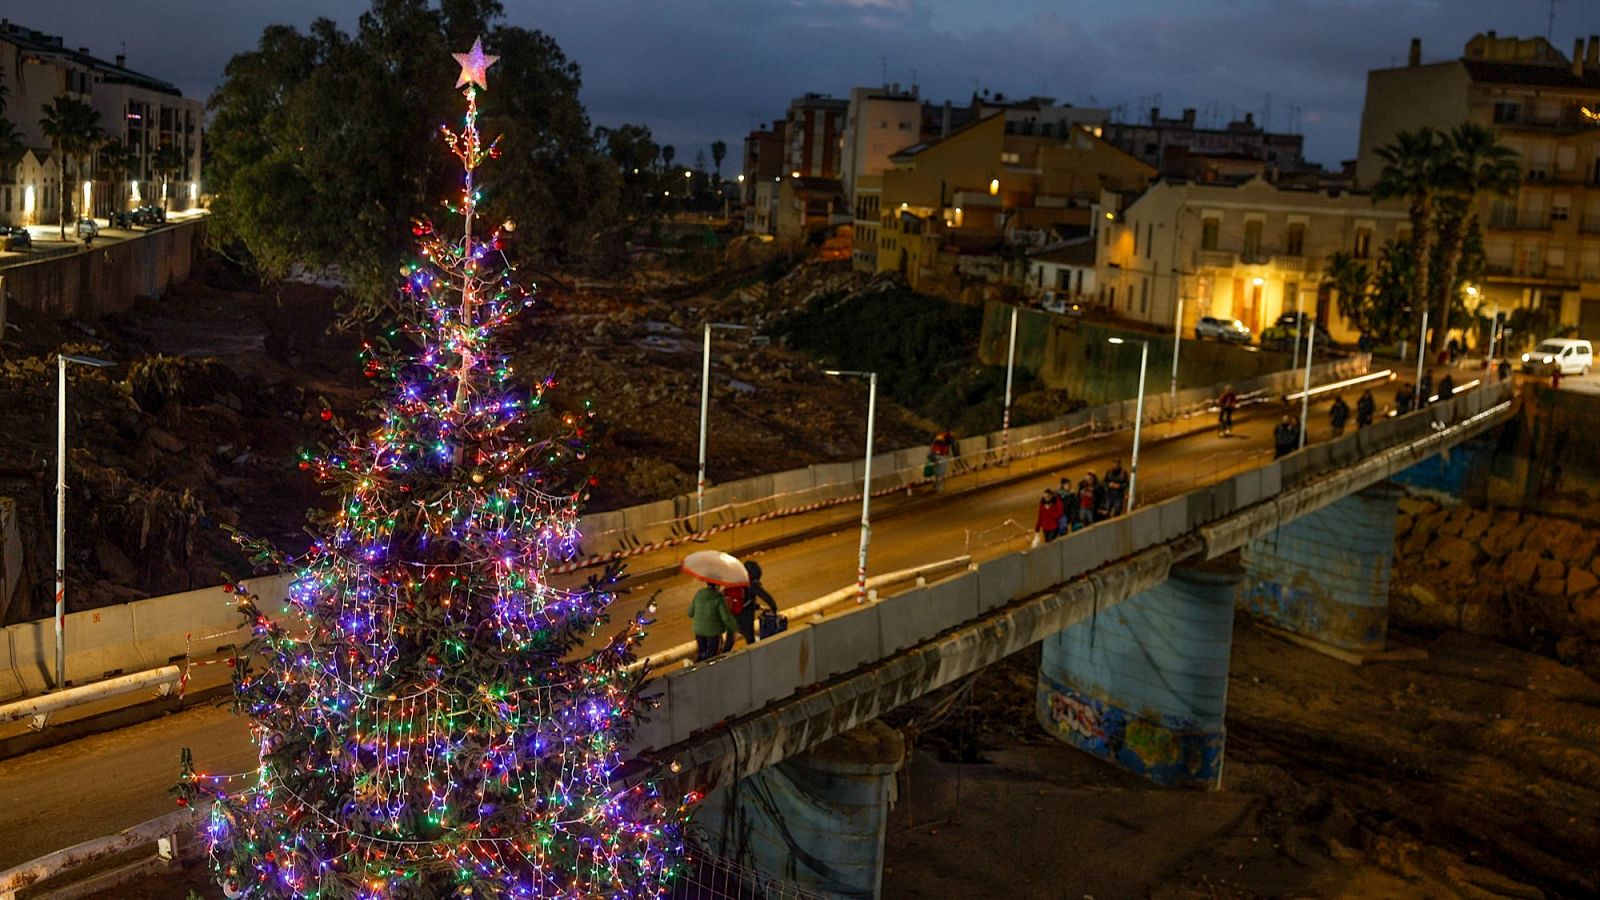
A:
[{"xmin": 207, "ymin": 0, "xmax": 642, "ymax": 317}]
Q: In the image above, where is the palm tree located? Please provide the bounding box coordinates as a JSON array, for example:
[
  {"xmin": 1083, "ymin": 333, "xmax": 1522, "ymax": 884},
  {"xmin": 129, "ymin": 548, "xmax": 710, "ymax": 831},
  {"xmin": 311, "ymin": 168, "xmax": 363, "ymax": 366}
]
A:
[
  {"xmin": 710, "ymin": 140, "xmax": 727, "ymax": 179},
  {"xmin": 1323, "ymin": 251, "xmax": 1373, "ymax": 335},
  {"xmin": 39, "ymin": 97, "xmax": 103, "ymax": 239},
  {"xmin": 99, "ymin": 139, "xmax": 140, "ymax": 215},
  {"xmin": 1431, "ymin": 123, "xmax": 1520, "ymax": 341},
  {"xmin": 1373, "ymin": 127, "xmax": 1448, "ymax": 351},
  {"xmin": 152, "ymin": 144, "xmax": 188, "ymax": 212},
  {"xmin": 661, "ymin": 144, "xmax": 676, "ymax": 171}
]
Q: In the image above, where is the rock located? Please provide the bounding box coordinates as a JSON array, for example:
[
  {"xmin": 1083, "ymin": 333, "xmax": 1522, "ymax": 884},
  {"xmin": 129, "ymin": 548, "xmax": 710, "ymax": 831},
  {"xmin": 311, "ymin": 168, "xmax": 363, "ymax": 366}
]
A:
[
  {"xmin": 1397, "ymin": 497, "xmax": 1435, "ymax": 517},
  {"xmin": 1503, "ymin": 549, "xmax": 1543, "ymax": 585},
  {"xmin": 1459, "ymin": 511, "xmax": 1493, "ymax": 542},
  {"xmin": 1535, "ymin": 577, "xmax": 1567, "ymax": 598},
  {"xmin": 1437, "ymin": 514, "xmax": 1465, "ymax": 537},
  {"xmin": 94, "ymin": 538, "xmax": 138, "ymax": 584},
  {"xmin": 1408, "ymin": 584, "xmax": 1439, "ymax": 606},
  {"xmin": 1573, "ymin": 595, "xmax": 1600, "ymax": 630},
  {"xmin": 1568, "ymin": 567, "xmax": 1599, "ymax": 596},
  {"xmin": 1395, "ymin": 514, "xmax": 1414, "ymax": 537},
  {"xmin": 1401, "ymin": 528, "xmax": 1434, "ymax": 559},
  {"xmin": 1537, "ymin": 559, "xmax": 1566, "ymax": 582},
  {"xmin": 146, "ymin": 427, "xmax": 186, "ymax": 454},
  {"xmin": 1480, "ymin": 526, "xmax": 1522, "ymax": 560},
  {"xmin": 1553, "ymin": 534, "xmax": 1597, "ymax": 566},
  {"xmin": 1417, "ymin": 508, "xmax": 1449, "ymax": 536},
  {"xmin": 1433, "ymin": 535, "xmax": 1481, "ymax": 568}
]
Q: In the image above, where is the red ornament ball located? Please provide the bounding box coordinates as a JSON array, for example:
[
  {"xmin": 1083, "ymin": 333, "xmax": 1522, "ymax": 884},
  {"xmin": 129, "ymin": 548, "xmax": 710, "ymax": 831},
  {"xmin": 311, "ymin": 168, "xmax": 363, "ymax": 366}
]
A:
[{"xmin": 320, "ymin": 408, "xmax": 334, "ymax": 422}]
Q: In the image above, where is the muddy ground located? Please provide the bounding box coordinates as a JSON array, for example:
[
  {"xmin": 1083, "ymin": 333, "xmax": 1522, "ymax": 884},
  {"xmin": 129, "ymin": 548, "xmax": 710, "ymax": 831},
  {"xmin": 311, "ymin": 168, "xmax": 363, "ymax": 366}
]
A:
[
  {"xmin": 882, "ymin": 621, "xmax": 1600, "ymax": 899},
  {"xmin": 0, "ymin": 257, "xmax": 927, "ymax": 622}
]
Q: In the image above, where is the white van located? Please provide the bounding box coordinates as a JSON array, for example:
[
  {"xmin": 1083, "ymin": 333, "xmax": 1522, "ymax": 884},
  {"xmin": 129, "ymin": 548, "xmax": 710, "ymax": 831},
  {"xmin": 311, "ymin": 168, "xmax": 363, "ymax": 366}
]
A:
[{"xmin": 1521, "ymin": 338, "xmax": 1593, "ymax": 375}]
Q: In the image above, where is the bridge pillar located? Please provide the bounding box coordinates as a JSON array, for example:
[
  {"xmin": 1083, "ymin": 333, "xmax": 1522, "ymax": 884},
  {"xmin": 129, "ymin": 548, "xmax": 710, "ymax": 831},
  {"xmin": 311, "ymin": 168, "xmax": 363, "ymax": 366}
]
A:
[
  {"xmin": 1036, "ymin": 560, "xmax": 1242, "ymax": 788},
  {"xmin": 1241, "ymin": 482, "xmax": 1404, "ymax": 654},
  {"xmin": 694, "ymin": 720, "xmax": 905, "ymax": 899}
]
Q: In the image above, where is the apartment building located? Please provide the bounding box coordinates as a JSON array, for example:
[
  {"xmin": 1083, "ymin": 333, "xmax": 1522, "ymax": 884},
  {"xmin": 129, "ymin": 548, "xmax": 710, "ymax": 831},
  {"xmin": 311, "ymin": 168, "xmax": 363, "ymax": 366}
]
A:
[
  {"xmin": 875, "ymin": 111, "xmax": 1152, "ymax": 297},
  {"xmin": 1105, "ymin": 107, "xmax": 1308, "ymax": 180},
  {"xmin": 1357, "ymin": 31, "xmax": 1600, "ymax": 337},
  {"xmin": 741, "ymin": 121, "xmax": 786, "ymax": 234},
  {"xmin": 0, "ymin": 19, "xmax": 202, "ymax": 227},
  {"xmin": 1098, "ymin": 176, "xmax": 1407, "ymax": 342}
]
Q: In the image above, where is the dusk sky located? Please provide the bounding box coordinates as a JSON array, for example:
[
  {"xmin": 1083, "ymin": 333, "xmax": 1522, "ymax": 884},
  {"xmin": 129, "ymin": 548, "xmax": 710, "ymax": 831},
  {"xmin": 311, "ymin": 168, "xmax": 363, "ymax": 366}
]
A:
[{"xmin": 6, "ymin": 1, "xmax": 1600, "ymax": 169}]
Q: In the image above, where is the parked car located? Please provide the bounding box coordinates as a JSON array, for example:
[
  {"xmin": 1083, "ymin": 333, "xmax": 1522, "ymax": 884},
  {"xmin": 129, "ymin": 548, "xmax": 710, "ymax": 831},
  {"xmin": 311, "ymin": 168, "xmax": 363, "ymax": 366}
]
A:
[
  {"xmin": 1, "ymin": 227, "xmax": 31, "ymax": 251},
  {"xmin": 132, "ymin": 205, "xmax": 166, "ymax": 226},
  {"xmin": 1040, "ymin": 290, "xmax": 1085, "ymax": 316},
  {"xmin": 109, "ymin": 210, "xmax": 137, "ymax": 229},
  {"xmin": 1521, "ymin": 338, "xmax": 1593, "ymax": 375},
  {"xmin": 1194, "ymin": 316, "xmax": 1251, "ymax": 343},
  {"xmin": 75, "ymin": 218, "xmax": 99, "ymax": 239},
  {"xmin": 1261, "ymin": 313, "xmax": 1332, "ymax": 351}
]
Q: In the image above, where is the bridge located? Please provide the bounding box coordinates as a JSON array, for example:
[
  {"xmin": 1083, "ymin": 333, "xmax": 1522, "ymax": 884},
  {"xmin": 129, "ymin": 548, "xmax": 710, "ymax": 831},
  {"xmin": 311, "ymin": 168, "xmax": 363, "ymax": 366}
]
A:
[{"xmin": 0, "ymin": 363, "xmax": 1513, "ymax": 898}]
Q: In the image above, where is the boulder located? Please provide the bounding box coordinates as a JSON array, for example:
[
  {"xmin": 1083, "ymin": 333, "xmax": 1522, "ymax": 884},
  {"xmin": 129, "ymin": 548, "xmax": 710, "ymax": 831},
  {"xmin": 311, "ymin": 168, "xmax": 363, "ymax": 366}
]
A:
[
  {"xmin": 1535, "ymin": 577, "xmax": 1568, "ymax": 598},
  {"xmin": 1433, "ymin": 535, "xmax": 1482, "ymax": 568},
  {"xmin": 1397, "ymin": 497, "xmax": 1436, "ymax": 517},
  {"xmin": 1568, "ymin": 567, "xmax": 1599, "ymax": 597},
  {"xmin": 1395, "ymin": 514, "xmax": 1414, "ymax": 537},
  {"xmin": 1573, "ymin": 595, "xmax": 1600, "ymax": 631},
  {"xmin": 1502, "ymin": 549, "xmax": 1543, "ymax": 585},
  {"xmin": 1537, "ymin": 558, "xmax": 1567, "ymax": 582},
  {"xmin": 1459, "ymin": 511, "xmax": 1493, "ymax": 542}
]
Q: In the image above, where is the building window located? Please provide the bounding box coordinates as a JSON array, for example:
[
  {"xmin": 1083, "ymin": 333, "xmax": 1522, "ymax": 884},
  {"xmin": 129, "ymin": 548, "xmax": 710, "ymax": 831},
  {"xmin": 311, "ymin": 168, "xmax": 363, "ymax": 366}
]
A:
[
  {"xmin": 1001, "ymin": 152, "xmax": 1020, "ymax": 164},
  {"xmin": 1286, "ymin": 222, "xmax": 1305, "ymax": 257},
  {"xmin": 1493, "ymin": 101, "xmax": 1521, "ymax": 124},
  {"xmin": 1132, "ymin": 222, "xmax": 1138, "ymax": 257},
  {"xmin": 1352, "ymin": 227, "xmax": 1372, "ymax": 259},
  {"xmin": 1201, "ymin": 217, "xmax": 1220, "ymax": 251},
  {"xmin": 1145, "ymin": 223, "xmax": 1153, "ymax": 259},
  {"xmin": 1243, "ymin": 220, "xmax": 1263, "ymax": 261},
  {"xmin": 1552, "ymin": 194, "xmax": 1570, "ymax": 221},
  {"xmin": 1140, "ymin": 278, "xmax": 1149, "ymax": 313}
]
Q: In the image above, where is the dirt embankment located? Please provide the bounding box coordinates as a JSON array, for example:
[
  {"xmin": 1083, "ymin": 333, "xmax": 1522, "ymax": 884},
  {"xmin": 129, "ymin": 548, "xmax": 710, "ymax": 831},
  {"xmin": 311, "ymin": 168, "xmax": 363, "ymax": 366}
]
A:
[{"xmin": 0, "ymin": 257, "xmax": 934, "ymax": 621}]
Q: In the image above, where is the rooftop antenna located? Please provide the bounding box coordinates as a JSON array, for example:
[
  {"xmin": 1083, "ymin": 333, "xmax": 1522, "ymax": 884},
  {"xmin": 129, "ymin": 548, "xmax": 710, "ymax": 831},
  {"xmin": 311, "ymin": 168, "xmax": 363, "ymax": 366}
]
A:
[
  {"xmin": 880, "ymin": 55, "xmax": 888, "ymax": 87},
  {"xmin": 1548, "ymin": 0, "xmax": 1560, "ymax": 42}
]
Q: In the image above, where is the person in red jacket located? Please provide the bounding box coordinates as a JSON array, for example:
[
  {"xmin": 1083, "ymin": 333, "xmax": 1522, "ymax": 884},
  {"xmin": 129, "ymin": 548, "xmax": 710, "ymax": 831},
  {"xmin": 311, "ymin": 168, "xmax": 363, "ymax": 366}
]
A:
[{"xmin": 1035, "ymin": 489, "xmax": 1064, "ymax": 543}]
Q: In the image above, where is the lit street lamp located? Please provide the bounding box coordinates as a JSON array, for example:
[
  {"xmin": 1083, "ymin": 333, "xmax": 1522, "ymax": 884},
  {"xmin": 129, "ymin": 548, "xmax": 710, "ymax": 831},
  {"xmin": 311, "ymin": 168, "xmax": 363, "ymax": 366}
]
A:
[
  {"xmin": 1001, "ymin": 306, "xmax": 1018, "ymax": 458},
  {"xmin": 696, "ymin": 322, "xmax": 752, "ymax": 531},
  {"xmin": 1106, "ymin": 338, "xmax": 1148, "ymax": 510},
  {"xmin": 1297, "ymin": 317, "xmax": 1315, "ymax": 449},
  {"xmin": 1170, "ymin": 294, "xmax": 1184, "ymax": 405},
  {"xmin": 55, "ymin": 351, "xmax": 115, "ymax": 689},
  {"xmin": 1413, "ymin": 308, "xmax": 1430, "ymax": 409},
  {"xmin": 824, "ymin": 369, "xmax": 877, "ymax": 603}
]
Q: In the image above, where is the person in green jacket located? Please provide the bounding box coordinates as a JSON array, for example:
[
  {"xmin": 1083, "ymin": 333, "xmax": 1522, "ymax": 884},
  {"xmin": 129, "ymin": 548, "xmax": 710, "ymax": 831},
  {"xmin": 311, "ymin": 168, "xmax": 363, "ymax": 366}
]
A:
[{"xmin": 689, "ymin": 584, "xmax": 738, "ymax": 661}]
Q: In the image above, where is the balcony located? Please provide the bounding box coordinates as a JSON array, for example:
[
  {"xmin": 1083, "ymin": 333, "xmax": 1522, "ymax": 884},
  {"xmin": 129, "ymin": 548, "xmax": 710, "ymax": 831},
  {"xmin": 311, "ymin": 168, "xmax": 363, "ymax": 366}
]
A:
[
  {"xmin": 1194, "ymin": 249, "xmax": 1236, "ymax": 268},
  {"xmin": 1486, "ymin": 213, "xmax": 1552, "ymax": 231}
]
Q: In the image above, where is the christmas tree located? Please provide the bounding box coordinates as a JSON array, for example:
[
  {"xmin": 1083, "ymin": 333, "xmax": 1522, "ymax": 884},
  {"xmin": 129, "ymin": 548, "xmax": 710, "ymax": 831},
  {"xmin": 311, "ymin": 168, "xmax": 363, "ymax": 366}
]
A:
[{"xmin": 181, "ymin": 39, "xmax": 687, "ymax": 899}]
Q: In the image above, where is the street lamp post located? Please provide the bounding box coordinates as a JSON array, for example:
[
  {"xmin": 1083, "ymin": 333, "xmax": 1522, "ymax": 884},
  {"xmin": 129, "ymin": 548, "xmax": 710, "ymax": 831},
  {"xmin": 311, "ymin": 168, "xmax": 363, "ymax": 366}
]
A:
[
  {"xmin": 1170, "ymin": 295, "xmax": 1184, "ymax": 404},
  {"xmin": 825, "ymin": 369, "xmax": 877, "ymax": 603},
  {"xmin": 55, "ymin": 351, "xmax": 115, "ymax": 689},
  {"xmin": 1413, "ymin": 308, "xmax": 1430, "ymax": 408},
  {"xmin": 696, "ymin": 322, "xmax": 751, "ymax": 531},
  {"xmin": 1298, "ymin": 319, "xmax": 1315, "ymax": 449},
  {"xmin": 1486, "ymin": 303, "xmax": 1500, "ymax": 365},
  {"xmin": 1002, "ymin": 306, "xmax": 1018, "ymax": 459},
  {"xmin": 1106, "ymin": 338, "xmax": 1148, "ymax": 511},
  {"xmin": 1289, "ymin": 286, "xmax": 1304, "ymax": 372}
]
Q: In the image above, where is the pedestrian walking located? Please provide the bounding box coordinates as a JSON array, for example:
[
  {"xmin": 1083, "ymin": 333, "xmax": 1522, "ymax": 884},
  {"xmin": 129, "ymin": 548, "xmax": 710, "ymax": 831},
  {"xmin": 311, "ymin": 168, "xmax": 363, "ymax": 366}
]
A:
[
  {"xmin": 722, "ymin": 561, "xmax": 779, "ymax": 650},
  {"xmin": 1437, "ymin": 372, "xmax": 1455, "ymax": 401},
  {"xmin": 1356, "ymin": 390, "xmax": 1375, "ymax": 428},
  {"xmin": 929, "ymin": 428, "xmax": 957, "ymax": 492},
  {"xmin": 1396, "ymin": 383, "xmax": 1414, "ymax": 415},
  {"xmin": 689, "ymin": 583, "xmax": 738, "ymax": 661},
  {"xmin": 1552, "ymin": 368, "xmax": 1563, "ymax": 390},
  {"xmin": 1447, "ymin": 337, "xmax": 1460, "ymax": 365},
  {"xmin": 1217, "ymin": 384, "xmax": 1238, "ymax": 436},
  {"xmin": 1329, "ymin": 395, "xmax": 1350, "ymax": 436},
  {"xmin": 1103, "ymin": 460, "xmax": 1128, "ymax": 517},
  {"xmin": 1035, "ymin": 489, "xmax": 1064, "ymax": 544},
  {"xmin": 1497, "ymin": 358, "xmax": 1511, "ymax": 382},
  {"xmin": 1419, "ymin": 371, "xmax": 1434, "ymax": 406},
  {"xmin": 1273, "ymin": 416, "xmax": 1299, "ymax": 458},
  {"xmin": 1076, "ymin": 473, "xmax": 1101, "ymax": 528}
]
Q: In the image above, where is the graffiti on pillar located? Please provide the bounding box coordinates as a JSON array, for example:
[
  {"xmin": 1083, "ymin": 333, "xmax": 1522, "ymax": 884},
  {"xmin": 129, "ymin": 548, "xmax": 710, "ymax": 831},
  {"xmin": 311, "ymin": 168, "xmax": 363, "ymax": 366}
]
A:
[{"xmin": 1035, "ymin": 672, "xmax": 1222, "ymax": 787}]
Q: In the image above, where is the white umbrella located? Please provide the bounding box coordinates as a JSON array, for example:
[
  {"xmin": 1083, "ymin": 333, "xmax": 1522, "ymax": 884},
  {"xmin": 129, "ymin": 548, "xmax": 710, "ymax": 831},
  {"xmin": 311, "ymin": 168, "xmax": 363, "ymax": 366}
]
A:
[{"xmin": 680, "ymin": 550, "xmax": 750, "ymax": 587}]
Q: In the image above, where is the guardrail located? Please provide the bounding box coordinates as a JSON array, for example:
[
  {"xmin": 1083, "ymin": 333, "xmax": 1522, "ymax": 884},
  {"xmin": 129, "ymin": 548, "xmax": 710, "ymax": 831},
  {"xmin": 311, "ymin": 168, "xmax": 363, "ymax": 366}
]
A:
[
  {"xmin": 625, "ymin": 381, "xmax": 1513, "ymax": 755},
  {"xmin": 0, "ymin": 806, "xmax": 198, "ymax": 899},
  {"xmin": 0, "ymin": 665, "xmax": 180, "ymax": 731},
  {"xmin": 0, "ymin": 361, "xmax": 1367, "ymax": 708}
]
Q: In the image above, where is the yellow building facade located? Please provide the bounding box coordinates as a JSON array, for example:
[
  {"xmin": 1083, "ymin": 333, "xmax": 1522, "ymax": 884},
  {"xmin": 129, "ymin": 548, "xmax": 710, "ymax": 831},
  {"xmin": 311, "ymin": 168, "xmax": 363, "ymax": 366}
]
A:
[
  {"xmin": 875, "ymin": 113, "xmax": 1154, "ymax": 296},
  {"xmin": 1099, "ymin": 177, "xmax": 1408, "ymax": 344}
]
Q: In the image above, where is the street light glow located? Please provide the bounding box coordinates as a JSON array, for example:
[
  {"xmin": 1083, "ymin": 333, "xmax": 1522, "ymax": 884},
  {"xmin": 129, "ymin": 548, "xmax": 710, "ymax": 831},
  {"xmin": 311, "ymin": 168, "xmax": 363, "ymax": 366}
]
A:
[
  {"xmin": 1252, "ymin": 276, "xmax": 1265, "ymax": 286},
  {"xmin": 1107, "ymin": 337, "xmax": 1125, "ymax": 345}
]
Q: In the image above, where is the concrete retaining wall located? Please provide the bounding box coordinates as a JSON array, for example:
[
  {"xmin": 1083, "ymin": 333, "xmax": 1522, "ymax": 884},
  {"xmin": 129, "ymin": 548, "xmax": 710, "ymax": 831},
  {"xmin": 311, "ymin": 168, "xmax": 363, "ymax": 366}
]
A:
[{"xmin": 2, "ymin": 219, "xmax": 205, "ymax": 318}]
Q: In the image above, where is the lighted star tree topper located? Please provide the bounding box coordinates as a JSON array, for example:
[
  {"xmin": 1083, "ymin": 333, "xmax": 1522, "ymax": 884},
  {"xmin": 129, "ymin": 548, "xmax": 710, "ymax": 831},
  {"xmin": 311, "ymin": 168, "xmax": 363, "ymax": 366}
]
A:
[{"xmin": 179, "ymin": 38, "xmax": 688, "ymax": 899}]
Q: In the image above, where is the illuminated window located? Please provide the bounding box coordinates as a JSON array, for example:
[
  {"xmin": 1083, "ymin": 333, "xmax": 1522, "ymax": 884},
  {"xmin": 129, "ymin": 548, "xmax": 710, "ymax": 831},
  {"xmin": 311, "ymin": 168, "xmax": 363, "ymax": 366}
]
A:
[
  {"xmin": 1286, "ymin": 223, "xmax": 1305, "ymax": 256},
  {"xmin": 1353, "ymin": 227, "xmax": 1372, "ymax": 259},
  {"xmin": 1201, "ymin": 217, "xmax": 1220, "ymax": 251}
]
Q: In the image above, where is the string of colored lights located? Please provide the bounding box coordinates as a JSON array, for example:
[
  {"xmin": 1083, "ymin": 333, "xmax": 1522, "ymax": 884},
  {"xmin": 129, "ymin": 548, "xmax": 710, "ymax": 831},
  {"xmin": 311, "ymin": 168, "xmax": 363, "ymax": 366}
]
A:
[{"xmin": 178, "ymin": 39, "xmax": 689, "ymax": 899}]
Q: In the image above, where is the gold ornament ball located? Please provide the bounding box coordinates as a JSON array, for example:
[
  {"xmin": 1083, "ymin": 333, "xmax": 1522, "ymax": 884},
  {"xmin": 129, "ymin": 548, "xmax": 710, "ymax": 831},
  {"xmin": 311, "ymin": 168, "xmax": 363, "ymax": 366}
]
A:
[
  {"xmin": 501, "ymin": 218, "xmax": 516, "ymax": 233},
  {"xmin": 471, "ymin": 470, "xmax": 486, "ymax": 484}
]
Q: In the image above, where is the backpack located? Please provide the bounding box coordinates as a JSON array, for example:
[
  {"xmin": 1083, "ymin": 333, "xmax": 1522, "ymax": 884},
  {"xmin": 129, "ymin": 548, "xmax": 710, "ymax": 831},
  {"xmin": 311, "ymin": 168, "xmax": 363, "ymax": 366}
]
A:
[{"xmin": 725, "ymin": 586, "xmax": 747, "ymax": 616}]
